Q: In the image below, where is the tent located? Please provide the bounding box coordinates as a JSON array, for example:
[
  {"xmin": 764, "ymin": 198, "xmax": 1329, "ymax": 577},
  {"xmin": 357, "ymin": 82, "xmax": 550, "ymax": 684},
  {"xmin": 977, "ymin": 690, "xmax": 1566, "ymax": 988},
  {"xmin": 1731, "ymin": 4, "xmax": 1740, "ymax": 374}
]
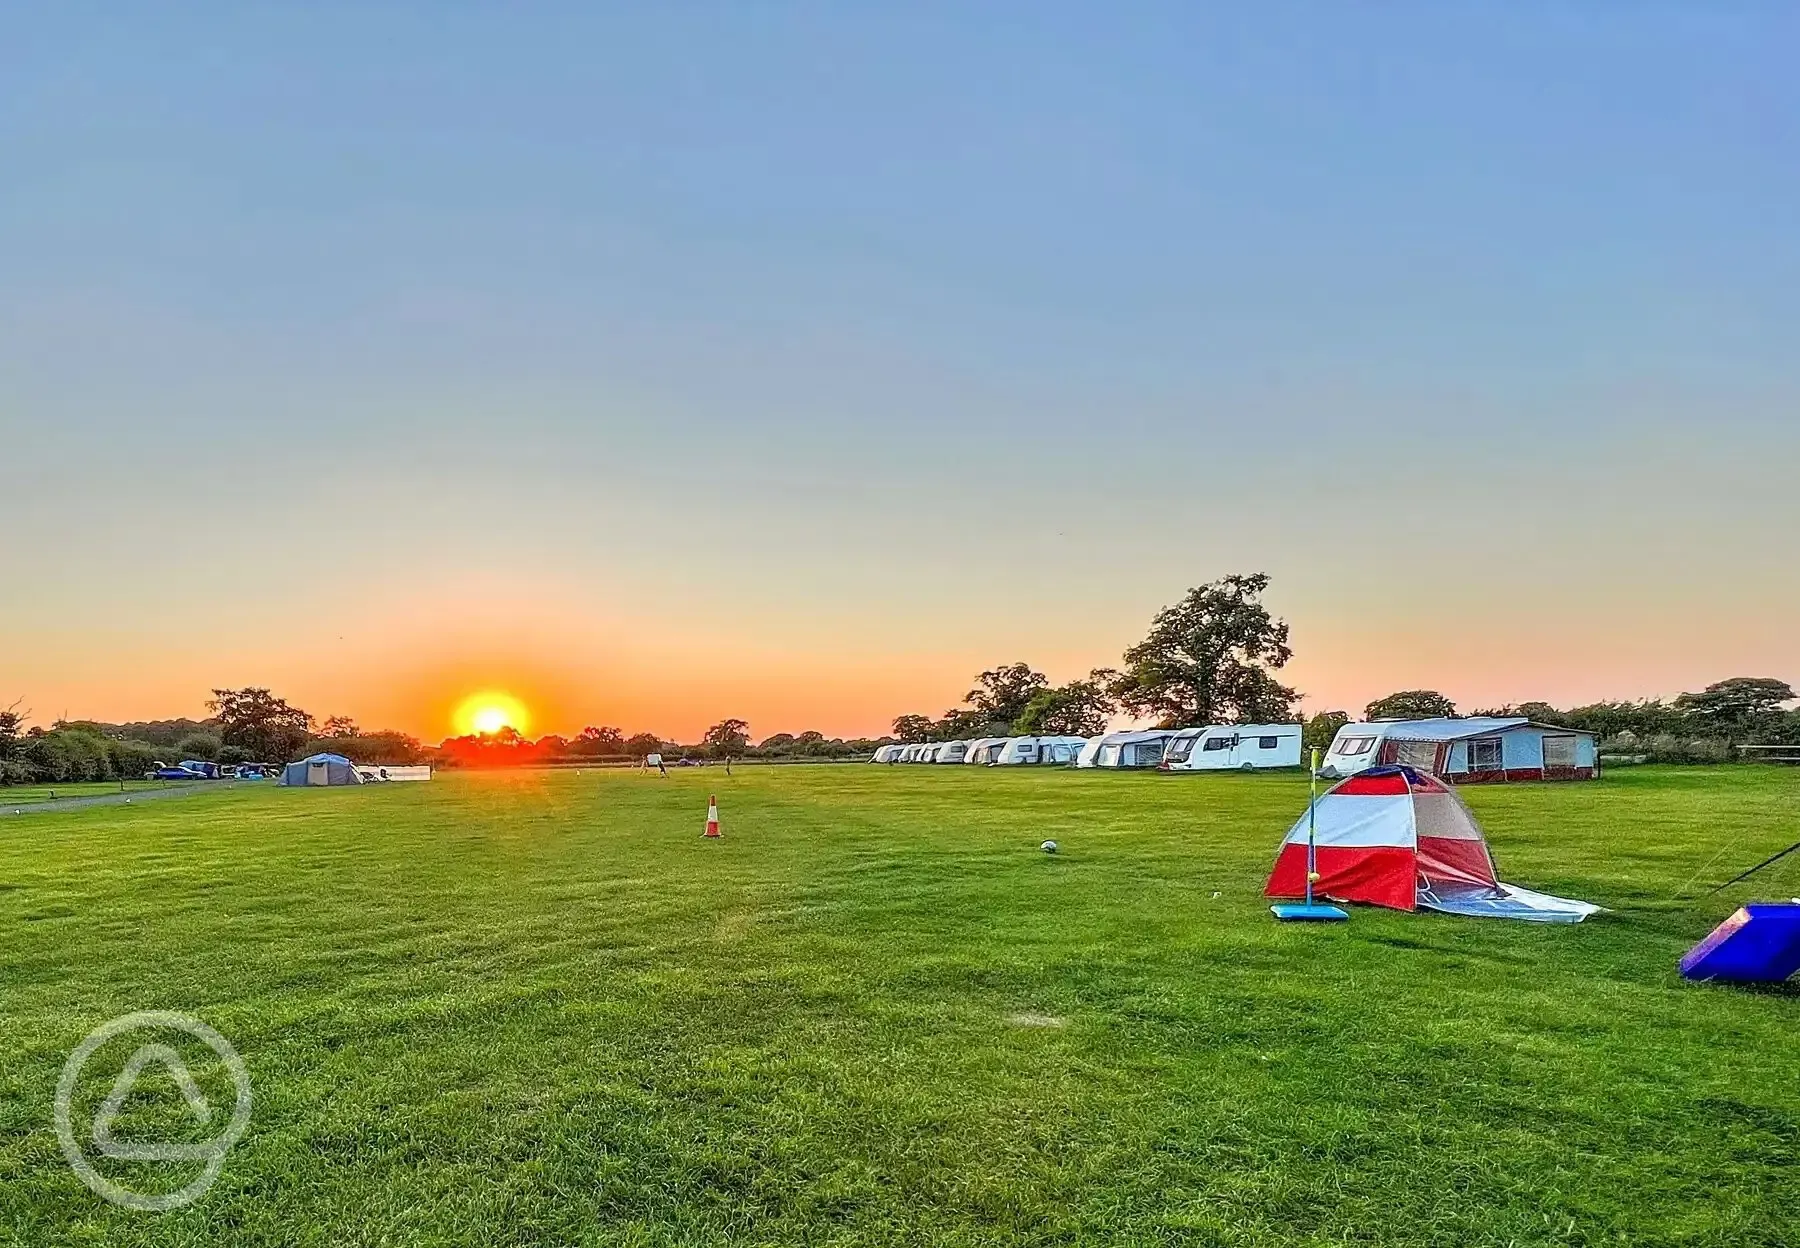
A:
[
  {"xmin": 278, "ymin": 753, "xmax": 365, "ymax": 787},
  {"xmin": 1264, "ymin": 765, "xmax": 1598, "ymax": 921}
]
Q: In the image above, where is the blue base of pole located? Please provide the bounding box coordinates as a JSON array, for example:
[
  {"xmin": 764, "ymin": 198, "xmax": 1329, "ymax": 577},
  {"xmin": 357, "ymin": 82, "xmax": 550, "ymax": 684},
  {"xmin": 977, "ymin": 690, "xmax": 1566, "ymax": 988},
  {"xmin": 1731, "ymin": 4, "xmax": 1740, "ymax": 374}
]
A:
[{"xmin": 1270, "ymin": 902, "xmax": 1350, "ymax": 922}]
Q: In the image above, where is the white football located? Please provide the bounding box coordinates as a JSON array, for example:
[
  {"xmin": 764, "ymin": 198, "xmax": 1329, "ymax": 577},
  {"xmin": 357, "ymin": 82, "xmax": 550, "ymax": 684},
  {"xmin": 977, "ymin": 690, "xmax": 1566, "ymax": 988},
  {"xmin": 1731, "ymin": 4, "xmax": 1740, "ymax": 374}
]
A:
[{"xmin": 1041, "ymin": 840, "xmax": 1058, "ymax": 854}]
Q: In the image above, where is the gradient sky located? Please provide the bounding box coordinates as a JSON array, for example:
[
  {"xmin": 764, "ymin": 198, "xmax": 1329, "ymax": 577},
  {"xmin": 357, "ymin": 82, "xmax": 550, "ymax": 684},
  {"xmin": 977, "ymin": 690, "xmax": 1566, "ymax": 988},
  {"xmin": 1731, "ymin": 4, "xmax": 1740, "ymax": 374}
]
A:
[{"xmin": 4, "ymin": 3, "xmax": 1796, "ymax": 742}]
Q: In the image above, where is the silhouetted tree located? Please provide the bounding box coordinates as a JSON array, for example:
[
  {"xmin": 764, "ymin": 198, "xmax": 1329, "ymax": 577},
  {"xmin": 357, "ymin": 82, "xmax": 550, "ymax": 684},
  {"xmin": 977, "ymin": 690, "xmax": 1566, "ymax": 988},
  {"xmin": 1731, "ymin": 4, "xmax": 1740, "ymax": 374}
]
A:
[
  {"xmin": 1365, "ymin": 690, "xmax": 1457, "ymax": 721},
  {"xmin": 965, "ymin": 663, "xmax": 1051, "ymax": 733},
  {"xmin": 702, "ymin": 718, "xmax": 750, "ymax": 758},
  {"xmin": 1675, "ymin": 678, "xmax": 1796, "ymax": 728},
  {"xmin": 891, "ymin": 714, "xmax": 935, "ymax": 743},
  {"xmin": 623, "ymin": 733, "xmax": 663, "ymax": 759},
  {"xmin": 208, "ymin": 687, "xmax": 314, "ymax": 762},
  {"xmin": 1014, "ymin": 670, "xmax": 1119, "ymax": 736}
]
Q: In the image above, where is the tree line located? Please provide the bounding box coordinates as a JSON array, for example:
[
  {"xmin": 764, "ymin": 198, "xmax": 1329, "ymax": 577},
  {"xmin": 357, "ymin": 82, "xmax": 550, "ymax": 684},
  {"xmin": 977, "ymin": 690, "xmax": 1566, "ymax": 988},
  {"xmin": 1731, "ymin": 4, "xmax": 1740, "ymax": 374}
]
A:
[
  {"xmin": 0, "ymin": 689, "xmax": 429, "ymax": 786},
  {"xmin": 1299, "ymin": 677, "xmax": 1800, "ymax": 762},
  {"xmin": 433, "ymin": 719, "xmax": 886, "ymax": 768},
  {"xmin": 887, "ymin": 574, "xmax": 1798, "ymax": 764},
  {"xmin": 4, "ymin": 575, "xmax": 1792, "ymax": 784},
  {"xmin": 890, "ymin": 573, "xmax": 1300, "ymax": 741},
  {"xmin": 0, "ymin": 688, "xmax": 886, "ymax": 785}
]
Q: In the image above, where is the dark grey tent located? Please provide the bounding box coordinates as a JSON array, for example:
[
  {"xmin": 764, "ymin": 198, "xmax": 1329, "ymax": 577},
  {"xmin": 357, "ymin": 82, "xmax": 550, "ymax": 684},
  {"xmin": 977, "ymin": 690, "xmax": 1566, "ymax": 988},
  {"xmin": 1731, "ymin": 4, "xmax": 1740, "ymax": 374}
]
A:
[{"xmin": 278, "ymin": 753, "xmax": 364, "ymax": 787}]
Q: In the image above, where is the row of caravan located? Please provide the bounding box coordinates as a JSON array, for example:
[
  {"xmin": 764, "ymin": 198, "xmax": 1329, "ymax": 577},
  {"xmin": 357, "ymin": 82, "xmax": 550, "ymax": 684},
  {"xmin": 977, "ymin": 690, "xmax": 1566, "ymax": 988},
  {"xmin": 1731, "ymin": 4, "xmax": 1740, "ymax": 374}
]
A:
[
  {"xmin": 874, "ymin": 735, "xmax": 1090, "ymax": 767},
  {"xmin": 870, "ymin": 725, "xmax": 1304, "ymax": 772}
]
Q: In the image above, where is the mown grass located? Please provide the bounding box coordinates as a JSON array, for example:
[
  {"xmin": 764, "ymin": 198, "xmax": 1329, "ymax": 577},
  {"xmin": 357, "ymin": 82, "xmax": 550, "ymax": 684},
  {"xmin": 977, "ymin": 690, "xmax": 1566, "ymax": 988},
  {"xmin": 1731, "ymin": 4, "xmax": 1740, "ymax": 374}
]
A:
[
  {"xmin": 1, "ymin": 765, "xmax": 1797, "ymax": 1246},
  {"xmin": 0, "ymin": 780, "xmax": 170, "ymax": 806}
]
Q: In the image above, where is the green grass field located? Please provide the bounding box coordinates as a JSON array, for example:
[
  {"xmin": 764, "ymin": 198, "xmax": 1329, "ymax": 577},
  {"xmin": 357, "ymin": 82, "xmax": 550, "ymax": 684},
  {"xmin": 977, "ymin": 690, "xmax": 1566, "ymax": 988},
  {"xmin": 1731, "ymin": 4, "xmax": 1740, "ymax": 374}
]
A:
[
  {"xmin": 3, "ymin": 765, "xmax": 1797, "ymax": 1246},
  {"xmin": 0, "ymin": 780, "xmax": 169, "ymax": 806}
]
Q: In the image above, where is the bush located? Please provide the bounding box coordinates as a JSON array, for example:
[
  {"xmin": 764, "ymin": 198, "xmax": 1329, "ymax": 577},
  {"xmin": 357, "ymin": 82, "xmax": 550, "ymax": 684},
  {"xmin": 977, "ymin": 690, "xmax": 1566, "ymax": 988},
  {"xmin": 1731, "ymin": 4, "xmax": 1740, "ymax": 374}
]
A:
[
  {"xmin": 111, "ymin": 739, "xmax": 160, "ymax": 777},
  {"xmin": 1640, "ymin": 733, "xmax": 1733, "ymax": 764},
  {"xmin": 305, "ymin": 731, "xmax": 425, "ymax": 766},
  {"xmin": 22, "ymin": 729, "xmax": 115, "ymax": 782},
  {"xmin": 173, "ymin": 733, "xmax": 223, "ymax": 761},
  {"xmin": 1685, "ymin": 738, "xmax": 1733, "ymax": 764}
]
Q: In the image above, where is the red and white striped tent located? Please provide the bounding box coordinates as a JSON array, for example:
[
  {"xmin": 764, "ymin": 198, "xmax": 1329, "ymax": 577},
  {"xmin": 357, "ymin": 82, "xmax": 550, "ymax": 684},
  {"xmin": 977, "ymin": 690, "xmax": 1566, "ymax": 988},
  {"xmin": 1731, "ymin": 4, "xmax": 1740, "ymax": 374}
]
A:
[{"xmin": 1265, "ymin": 765, "xmax": 1599, "ymax": 920}]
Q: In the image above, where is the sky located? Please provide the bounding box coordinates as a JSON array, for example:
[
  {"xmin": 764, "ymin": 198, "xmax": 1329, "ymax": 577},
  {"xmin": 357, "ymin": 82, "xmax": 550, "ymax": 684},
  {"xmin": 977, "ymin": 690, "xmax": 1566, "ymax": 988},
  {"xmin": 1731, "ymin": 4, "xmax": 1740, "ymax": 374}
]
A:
[{"xmin": 4, "ymin": 2, "xmax": 1796, "ymax": 742}]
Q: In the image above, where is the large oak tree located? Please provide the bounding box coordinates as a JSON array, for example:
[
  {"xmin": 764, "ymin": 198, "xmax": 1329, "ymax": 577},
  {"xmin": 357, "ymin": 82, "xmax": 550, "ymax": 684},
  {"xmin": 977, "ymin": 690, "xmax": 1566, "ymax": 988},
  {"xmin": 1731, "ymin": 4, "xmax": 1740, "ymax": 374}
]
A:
[
  {"xmin": 1109, "ymin": 574, "xmax": 1297, "ymax": 728},
  {"xmin": 207, "ymin": 687, "xmax": 314, "ymax": 762}
]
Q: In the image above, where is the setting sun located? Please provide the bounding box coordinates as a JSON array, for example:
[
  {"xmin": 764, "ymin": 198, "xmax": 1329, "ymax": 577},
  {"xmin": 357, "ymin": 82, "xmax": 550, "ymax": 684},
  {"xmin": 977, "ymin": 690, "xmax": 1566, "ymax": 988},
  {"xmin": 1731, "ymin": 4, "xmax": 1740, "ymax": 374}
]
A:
[{"xmin": 453, "ymin": 691, "xmax": 531, "ymax": 738}]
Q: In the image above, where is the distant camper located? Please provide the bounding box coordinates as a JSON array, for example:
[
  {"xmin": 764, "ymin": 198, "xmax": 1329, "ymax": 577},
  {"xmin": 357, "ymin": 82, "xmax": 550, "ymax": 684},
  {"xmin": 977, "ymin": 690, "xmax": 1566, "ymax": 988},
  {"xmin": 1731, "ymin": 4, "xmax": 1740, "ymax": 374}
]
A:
[
  {"xmin": 1321, "ymin": 717, "xmax": 1598, "ymax": 783},
  {"xmin": 870, "ymin": 744, "xmax": 903, "ymax": 764},
  {"xmin": 993, "ymin": 736, "xmax": 1087, "ymax": 766},
  {"xmin": 1160, "ymin": 724, "xmax": 1303, "ymax": 772},
  {"xmin": 933, "ymin": 740, "xmax": 970, "ymax": 764},
  {"xmin": 1076, "ymin": 730, "xmax": 1178, "ymax": 769},
  {"xmin": 962, "ymin": 737, "xmax": 1011, "ymax": 765}
]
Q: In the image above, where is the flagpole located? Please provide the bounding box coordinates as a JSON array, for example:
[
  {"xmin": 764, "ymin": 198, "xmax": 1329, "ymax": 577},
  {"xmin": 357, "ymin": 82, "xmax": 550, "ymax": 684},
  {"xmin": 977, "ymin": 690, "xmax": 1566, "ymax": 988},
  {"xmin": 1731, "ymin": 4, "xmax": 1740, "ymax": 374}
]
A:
[
  {"xmin": 1305, "ymin": 746, "xmax": 1320, "ymax": 907},
  {"xmin": 1271, "ymin": 745, "xmax": 1348, "ymax": 921}
]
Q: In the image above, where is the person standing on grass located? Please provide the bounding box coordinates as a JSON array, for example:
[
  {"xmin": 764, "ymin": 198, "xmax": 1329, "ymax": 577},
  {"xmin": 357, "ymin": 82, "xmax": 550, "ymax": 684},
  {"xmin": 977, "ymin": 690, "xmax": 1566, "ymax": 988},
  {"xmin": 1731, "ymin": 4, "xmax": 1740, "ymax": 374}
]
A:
[{"xmin": 646, "ymin": 751, "xmax": 667, "ymax": 776}]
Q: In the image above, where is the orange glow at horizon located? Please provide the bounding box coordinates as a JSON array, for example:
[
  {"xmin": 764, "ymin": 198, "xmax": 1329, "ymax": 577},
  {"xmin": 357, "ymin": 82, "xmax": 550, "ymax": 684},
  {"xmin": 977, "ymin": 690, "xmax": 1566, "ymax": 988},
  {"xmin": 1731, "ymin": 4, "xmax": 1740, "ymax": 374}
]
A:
[{"xmin": 453, "ymin": 691, "xmax": 531, "ymax": 737}]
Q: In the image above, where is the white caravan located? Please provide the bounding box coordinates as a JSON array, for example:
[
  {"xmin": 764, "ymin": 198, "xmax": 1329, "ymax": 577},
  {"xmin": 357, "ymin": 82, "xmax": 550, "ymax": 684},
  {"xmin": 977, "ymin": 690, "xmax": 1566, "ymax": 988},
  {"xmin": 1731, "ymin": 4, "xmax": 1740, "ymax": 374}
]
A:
[
  {"xmin": 933, "ymin": 740, "xmax": 970, "ymax": 764},
  {"xmin": 994, "ymin": 735, "xmax": 1088, "ymax": 766},
  {"xmin": 871, "ymin": 744, "xmax": 902, "ymax": 763},
  {"xmin": 963, "ymin": 737, "xmax": 1011, "ymax": 765},
  {"xmin": 1159, "ymin": 724, "xmax": 1303, "ymax": 772},
  {"xmin": 1317, "ymin": 717, "xmax": 1599, "ymax": 782},
  {"xmin": 1076, "ymin": 730, "xmax": 1177, "ymax": 769}
]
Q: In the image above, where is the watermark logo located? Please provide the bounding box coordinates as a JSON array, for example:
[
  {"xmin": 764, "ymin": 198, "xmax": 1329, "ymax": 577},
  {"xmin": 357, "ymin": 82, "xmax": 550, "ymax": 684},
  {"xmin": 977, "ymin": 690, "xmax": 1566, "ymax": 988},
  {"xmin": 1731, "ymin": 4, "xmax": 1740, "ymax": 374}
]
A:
[{"xmin": 55, "ymin": 1011, "xmax": 251, "ymax": 1211}]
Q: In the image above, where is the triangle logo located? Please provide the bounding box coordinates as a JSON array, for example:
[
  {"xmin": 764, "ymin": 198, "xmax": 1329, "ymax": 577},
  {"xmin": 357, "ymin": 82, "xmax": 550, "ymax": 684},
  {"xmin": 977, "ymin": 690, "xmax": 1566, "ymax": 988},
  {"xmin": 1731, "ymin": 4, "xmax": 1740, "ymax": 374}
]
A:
[{"xmin": 91, "ymin": 1044, "xmax": 214, "ymax": 1162}]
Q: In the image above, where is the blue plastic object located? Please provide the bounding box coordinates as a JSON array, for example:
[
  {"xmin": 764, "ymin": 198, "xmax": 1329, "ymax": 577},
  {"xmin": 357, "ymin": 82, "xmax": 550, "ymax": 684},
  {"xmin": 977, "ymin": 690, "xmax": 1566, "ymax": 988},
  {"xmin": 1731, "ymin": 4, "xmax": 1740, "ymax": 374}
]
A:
[
  {"xmin": 1270, "ymin": 902, "xmax": 1350, "ymax": 922},
  {"xmin": 1679, "ymin": 903, "xmax": 1800, "ymax": 983}
]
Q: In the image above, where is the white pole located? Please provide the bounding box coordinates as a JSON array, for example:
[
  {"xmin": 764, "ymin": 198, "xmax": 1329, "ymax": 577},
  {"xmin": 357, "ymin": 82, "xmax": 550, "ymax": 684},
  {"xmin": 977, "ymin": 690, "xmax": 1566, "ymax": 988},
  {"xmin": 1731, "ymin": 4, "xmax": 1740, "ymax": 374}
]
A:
[{"xmin": 1305, "ymin": 746, "xmax": 1321, "ymax": 906}]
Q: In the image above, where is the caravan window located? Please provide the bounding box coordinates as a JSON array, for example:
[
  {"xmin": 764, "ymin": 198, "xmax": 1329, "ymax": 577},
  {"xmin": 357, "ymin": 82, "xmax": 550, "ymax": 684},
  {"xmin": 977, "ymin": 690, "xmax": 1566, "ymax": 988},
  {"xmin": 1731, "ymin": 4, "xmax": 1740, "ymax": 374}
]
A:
[
  {"xmin": 1202, "ymin": 736, "xmax": 1234, "ymax": 752},
  {"xmin": 1335, "ymin": 736, "xmax": 1376, "ymax": 756},
  {"xmin": 1258, "ymin": 736, "xmax": 1279, "ymax": 749},
  {"xmin": 1164, "ymin": 735, "xmax": 1198, "ymax": 763},
  {"xmin": 1543, "ymin": 735, "xmax": 1578, "ymax": 768},
  {"xmin": 1470, "ymin": 738, "xmax": 1503, "ymax": 770}
]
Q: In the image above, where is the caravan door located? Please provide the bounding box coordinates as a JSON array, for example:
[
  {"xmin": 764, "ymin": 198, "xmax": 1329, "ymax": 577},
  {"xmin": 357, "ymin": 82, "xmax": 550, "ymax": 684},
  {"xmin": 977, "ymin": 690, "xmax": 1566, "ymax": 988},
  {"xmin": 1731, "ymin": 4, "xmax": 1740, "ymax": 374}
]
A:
[{"xmin": 1196, "ymin": 730, "xmax": 1239, "ymax": 770}]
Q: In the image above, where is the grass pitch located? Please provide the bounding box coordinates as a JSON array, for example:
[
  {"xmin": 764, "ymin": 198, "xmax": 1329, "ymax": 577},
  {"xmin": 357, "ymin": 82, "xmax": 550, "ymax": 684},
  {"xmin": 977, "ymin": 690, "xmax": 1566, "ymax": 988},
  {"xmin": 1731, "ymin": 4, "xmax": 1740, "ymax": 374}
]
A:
[
  {"xmin": 2, "ymin": 765, "xmax": 1797, "ymax": 1246},
  {"xmin": 0, "ymin": 780, "xmax": 168, "ymax": 807}
]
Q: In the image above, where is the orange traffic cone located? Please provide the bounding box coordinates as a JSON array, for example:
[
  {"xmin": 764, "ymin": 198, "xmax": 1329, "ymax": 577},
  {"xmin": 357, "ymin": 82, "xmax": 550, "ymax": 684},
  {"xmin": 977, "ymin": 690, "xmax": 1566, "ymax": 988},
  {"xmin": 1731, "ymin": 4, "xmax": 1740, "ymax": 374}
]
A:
[{"xmin": 703, "ymin": 794, "xmax": 721, "ymax": 838}]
